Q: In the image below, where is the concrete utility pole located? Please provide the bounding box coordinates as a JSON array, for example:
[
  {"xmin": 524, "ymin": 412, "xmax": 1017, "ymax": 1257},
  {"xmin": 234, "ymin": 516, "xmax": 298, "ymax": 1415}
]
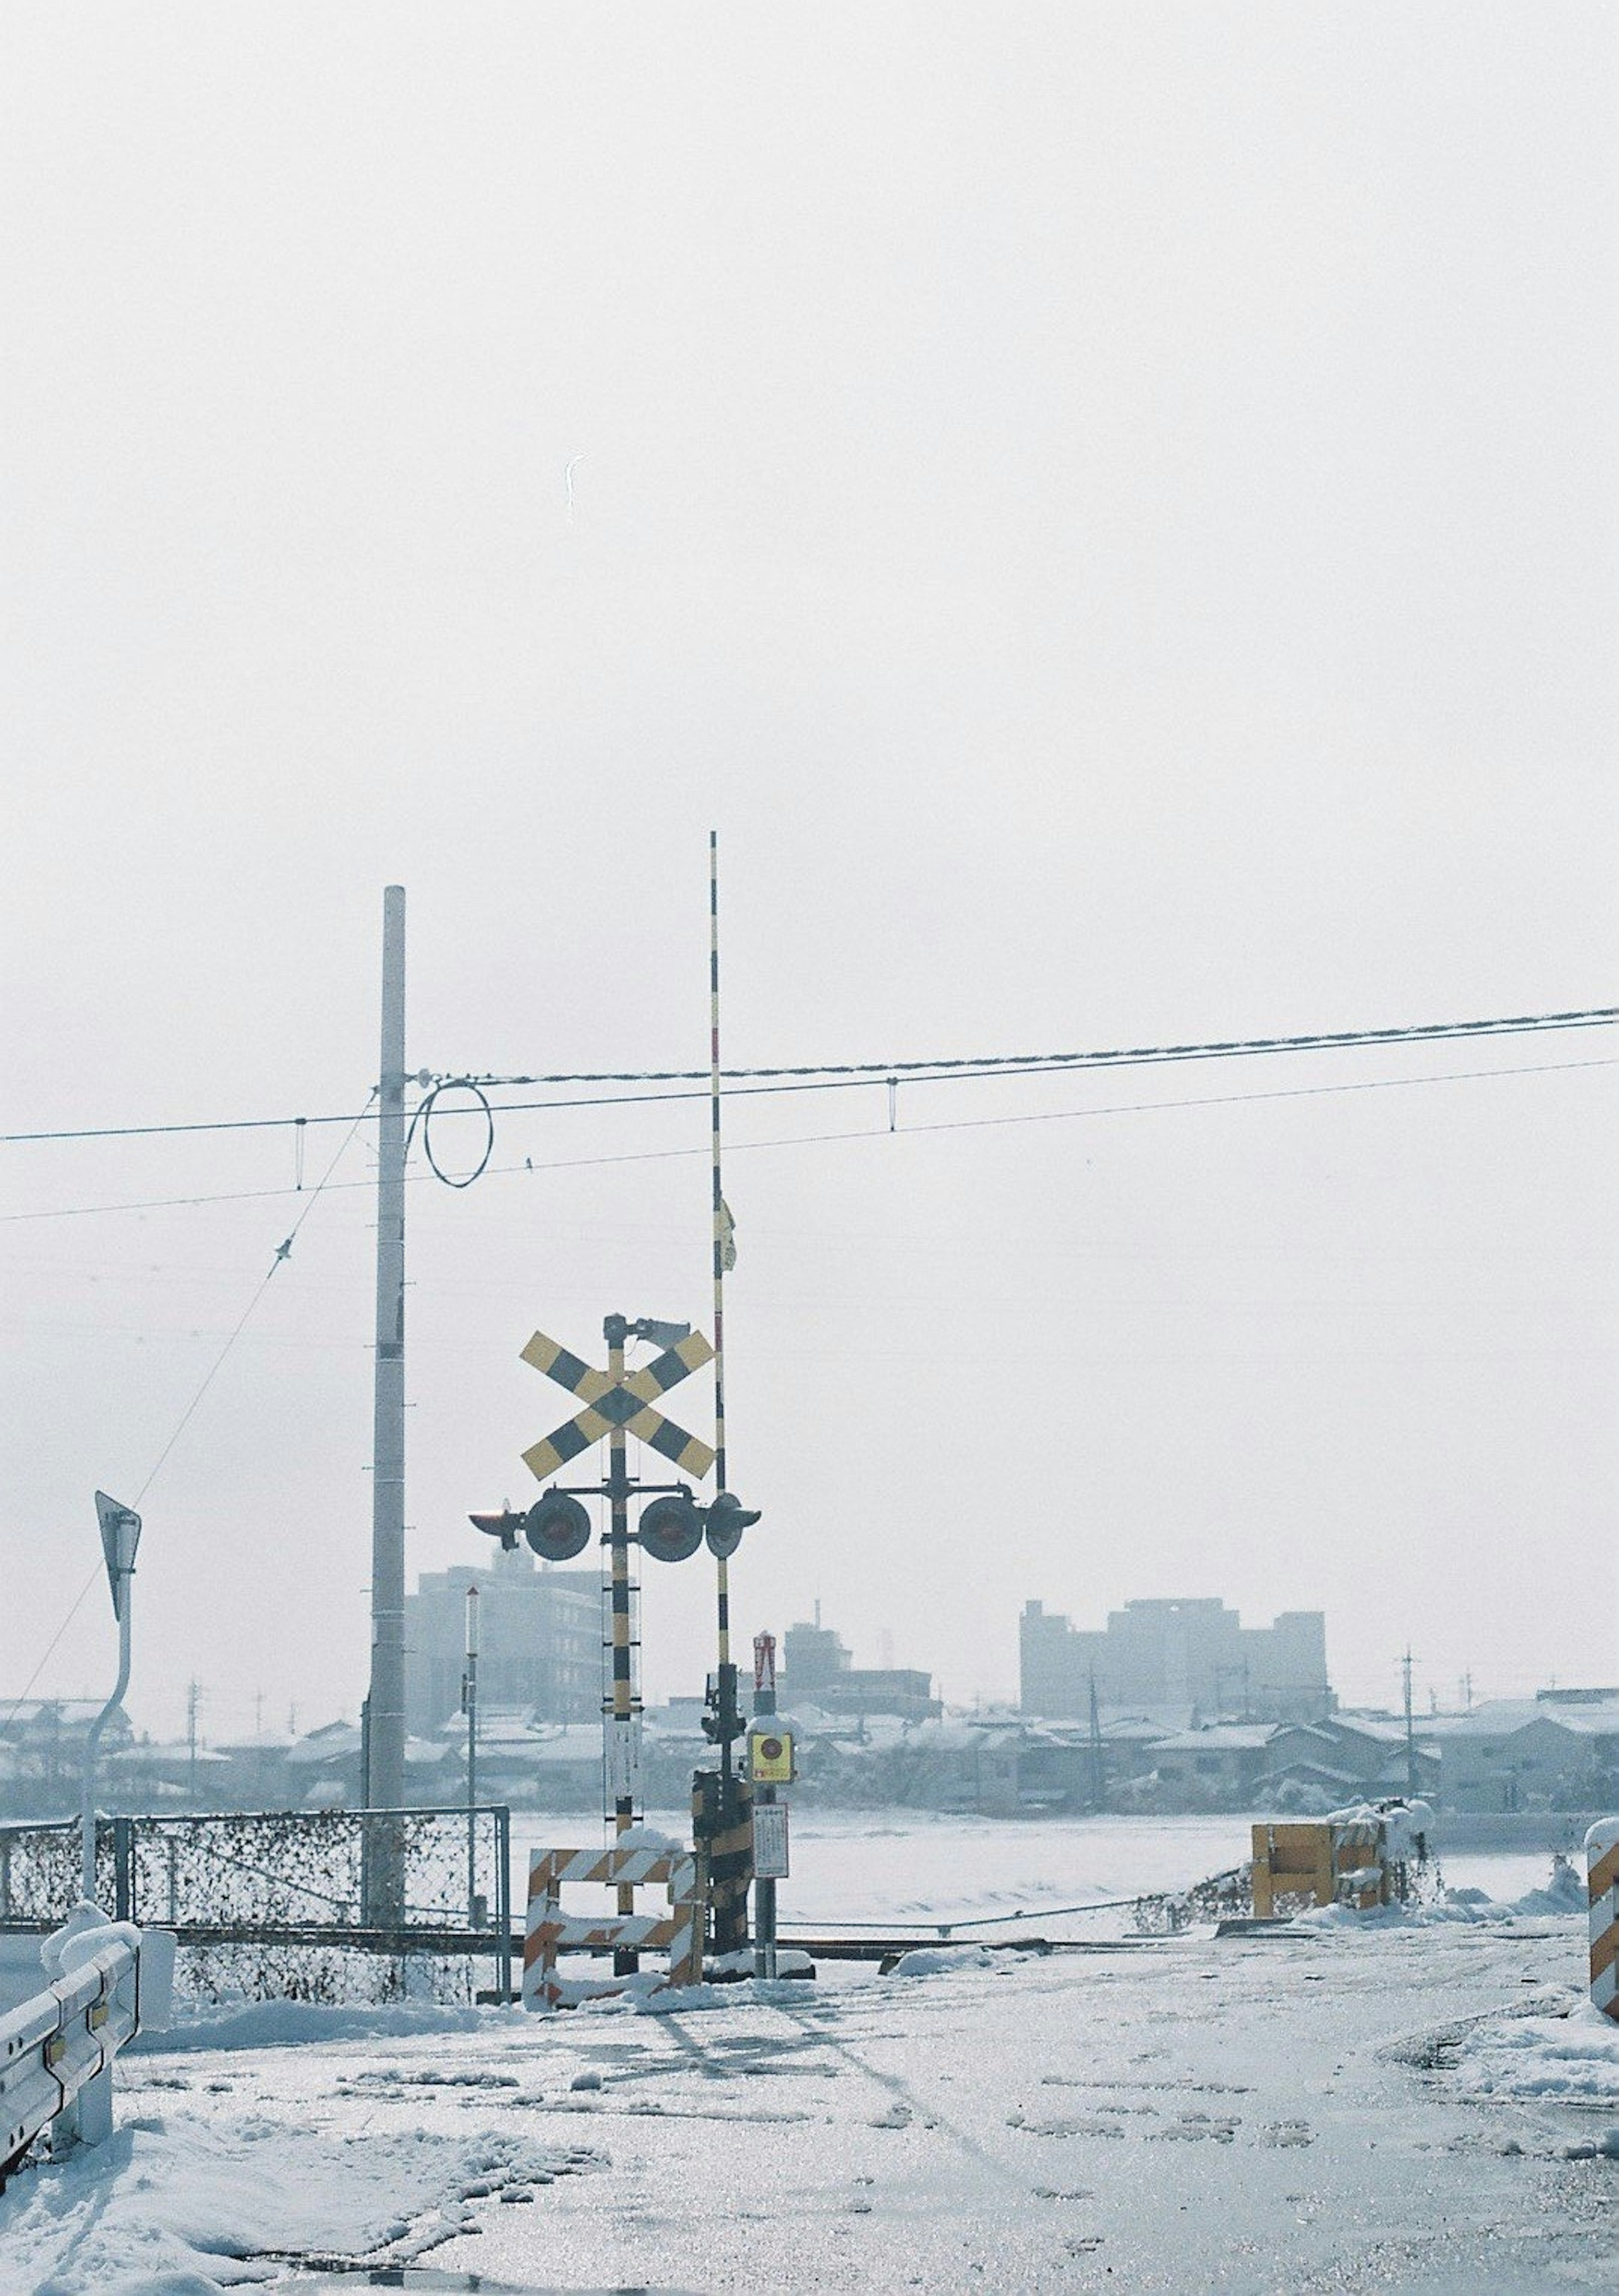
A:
[
  {"xmin": 1402, "ymin": 1648, "xmax": 1419, "ymax": 1797},
  {"xmin": 367, "ymin": 885, "xmax": 408, "ymax": 1820},
  {"xmin": 463, "ymin": 1582, "xmax": 480, "ymax": 1927}
]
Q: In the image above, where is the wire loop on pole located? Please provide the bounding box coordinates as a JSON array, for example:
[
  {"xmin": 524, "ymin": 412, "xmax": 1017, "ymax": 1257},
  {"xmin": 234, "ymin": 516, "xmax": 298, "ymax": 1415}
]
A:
[{"xmin": 409, "ymin": 1077, "xmax": 496, "ymax": 1189}]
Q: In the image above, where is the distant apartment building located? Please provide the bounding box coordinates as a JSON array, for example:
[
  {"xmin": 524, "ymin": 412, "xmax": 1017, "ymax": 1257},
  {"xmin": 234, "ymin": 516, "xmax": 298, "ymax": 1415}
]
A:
[
  {"xmin": 1021, "ymin": 1596, "xmax": 1331, "ymax": 1725},
  {"xmin": 780, "ymin": 1615, "xmax": 941, "ymax": 1721},
  {"xmin": 404, "ymin": 1545, "xmax": 600, "ymax": 1734}
]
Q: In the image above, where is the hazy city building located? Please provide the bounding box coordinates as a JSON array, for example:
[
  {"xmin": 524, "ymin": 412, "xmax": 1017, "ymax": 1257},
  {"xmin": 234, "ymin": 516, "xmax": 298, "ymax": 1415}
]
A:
[
  {"xmin": 1020, "ymin": 1596, "xmax": 1331, "ymax": 1725},
  {"xmin": 403, "ymin": 1546, "xmax": 600, "ymax": 1734},
  {"xmin": 780, "ymin": 1614, "xmax": 940, "ymax": 1721}
]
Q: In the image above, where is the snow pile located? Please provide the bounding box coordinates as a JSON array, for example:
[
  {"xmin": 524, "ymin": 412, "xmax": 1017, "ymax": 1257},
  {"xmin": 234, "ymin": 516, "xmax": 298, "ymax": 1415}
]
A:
[
  {"xmin": 1324, "ymin": 1799, "xmax": 1434, "ymax": 1860},
  {"xmin": 1425, "ymin": 1859, "xmax": 1590, "ymax": 1925},
  {"xmin": 1451, "ymin": 2000, "xmax": 1619, "ymax": 2105},
  {"xmin": 130, "ymin": 1997, "xmax": 492, "ymax": 2054},
  {"xmin": 1382, "ymin": 1801, "xmax": 1435, "ymax": 1860},
  {"xmin": 0, "ymin": 2107, "xmax": 584, "ymax": 2293},
  {"xmin": 1509, "ymin": 1854, "xmax": 1587, "ymax": 1916},
  {"xmin": 705, "ymin": 1946, "xmax": 815, "ymax": 1979},
  {"xmin": 1291, "ymin": 1856, "xmax": 1589, "ymax": 1930},
  {"xmin": 889, "ymin": 1945, "xmax": 992, "ymax": 1978},
  {"xmin": 1294, "ymin": 1899, "xmax": 1410, "ymax": 1931}
]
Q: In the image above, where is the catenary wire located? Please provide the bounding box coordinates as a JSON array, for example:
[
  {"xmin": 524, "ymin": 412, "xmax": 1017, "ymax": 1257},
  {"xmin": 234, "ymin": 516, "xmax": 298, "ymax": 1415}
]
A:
[
  {"xmin": 3, "ymin": 1054, "xmax": 1611, "ymax": 1225},
  {"xmin": 0, "ymin": 1005, "xmax": 1612, "ymax": 1145}
]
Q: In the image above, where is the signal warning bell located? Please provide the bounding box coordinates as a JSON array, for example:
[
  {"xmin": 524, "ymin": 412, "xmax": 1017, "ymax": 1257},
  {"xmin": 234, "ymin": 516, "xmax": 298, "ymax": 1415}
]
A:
[
  {"xmin": 524, "ymin": 1490, "xmax": 592, "ymax": 1561},
  {"xmin": 705, "ymin": 1491, "xmax": 761, "ymax": 1559},
  {"xmin": 638, "ymin": 1491, "xmax": 704, "ymax": 1562},
  {"xmin": 468, "ymin": 1510, "xmax": 524, "ymax": 1551}
]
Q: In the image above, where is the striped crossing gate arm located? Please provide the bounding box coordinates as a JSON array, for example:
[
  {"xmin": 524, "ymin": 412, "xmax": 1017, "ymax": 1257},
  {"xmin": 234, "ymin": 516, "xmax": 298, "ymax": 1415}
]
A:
[
  {"xmin": 532, "ymin": 1846, "xmax": 681, "ymax": 1893},
  {"xmin": 1587, "ymin": 1819, "xmax": 1619, "ymax": 2021},
  {"xmin": 523, "ymin": 1846, "xmax": 705, "ymax": 2010},
  {"xmin": 545, "ymin": 1916, "xmax": 680, "ymax": 1951}
]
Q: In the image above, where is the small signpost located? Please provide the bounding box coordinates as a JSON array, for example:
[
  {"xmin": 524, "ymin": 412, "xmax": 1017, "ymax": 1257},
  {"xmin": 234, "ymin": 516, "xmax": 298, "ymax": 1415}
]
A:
[
  {"xmin": 753, "ymin": 1803, "xmax": 790, "ymax": 1881},
  {"xmin": 751, "ymin": 1633, "xmax": 788, "ymax": 1976},
  {"xmin": 83, "ymin": 1494, "xmax": 141, "ymax": 1906}
]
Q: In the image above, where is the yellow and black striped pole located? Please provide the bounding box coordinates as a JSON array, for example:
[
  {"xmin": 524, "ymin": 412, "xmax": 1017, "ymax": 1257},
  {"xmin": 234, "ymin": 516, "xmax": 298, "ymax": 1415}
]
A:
[
  {"xmin": 708, "ymin": 831, "xmax": 749, "ymax": 1955},
  {"xmin": 710, "ymin": 833, "xmax": 732, "ymax": 1696},
  {"xmin": 602, "ymin": 1311, "xmax": 639, "ymax": 1971}
]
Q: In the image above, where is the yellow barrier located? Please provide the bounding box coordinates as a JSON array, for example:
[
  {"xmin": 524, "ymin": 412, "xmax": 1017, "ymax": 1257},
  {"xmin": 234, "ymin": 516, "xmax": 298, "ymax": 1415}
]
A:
[{"xmin": 1251, "ymin": 1818, "xmax": 1389, "ymax": 1915}]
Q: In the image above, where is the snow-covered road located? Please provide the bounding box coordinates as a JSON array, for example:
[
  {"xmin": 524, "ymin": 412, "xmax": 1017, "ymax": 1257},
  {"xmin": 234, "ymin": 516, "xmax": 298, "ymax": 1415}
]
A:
[{"xmin": 3, "ymin": 1911, "xmax": 1614, "ymax": 2294}]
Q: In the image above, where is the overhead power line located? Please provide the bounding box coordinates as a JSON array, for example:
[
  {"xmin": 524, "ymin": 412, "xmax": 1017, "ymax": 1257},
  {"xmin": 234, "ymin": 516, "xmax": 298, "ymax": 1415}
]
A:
[
  {"xmin": 1, "ymin": 1005, "xmax": 1613, "ymax": 1147},
  {"xmin": 4, "ymin": 1052, "xmax": 1611, "ymax": 1225}
]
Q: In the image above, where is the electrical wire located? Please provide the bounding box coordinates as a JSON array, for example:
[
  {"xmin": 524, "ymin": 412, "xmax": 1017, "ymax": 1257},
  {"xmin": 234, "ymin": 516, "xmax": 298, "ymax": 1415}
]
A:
[
  {"xmin": 0, "ymin": 1094, "xmax": 377, "ymax": 1733},
  {"xmin": 2, "ymin": 1005, "xmax": 1612, "ymax": 1145},
  {"xmin": 404, "ymin": 1076, "xmax": 495, "ymax": 1190},
  {"xmin": 128, "ymin": 1091, "xmax": 377, "ymax": 1506},
  {"xmin": 4, "ymin": 1052, "xmax": 1610, "ymax": 1226}
]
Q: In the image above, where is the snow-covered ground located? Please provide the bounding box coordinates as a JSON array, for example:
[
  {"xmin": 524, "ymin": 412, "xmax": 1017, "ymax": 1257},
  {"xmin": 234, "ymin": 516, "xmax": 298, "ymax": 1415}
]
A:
[
  {"xmin": 515, "ymin": 1807, "xmax": 1565, "ymax": 1934},
  {"xmin": 3, "ymin": 1817, "xmax": 1614, "ymax": 2293}
]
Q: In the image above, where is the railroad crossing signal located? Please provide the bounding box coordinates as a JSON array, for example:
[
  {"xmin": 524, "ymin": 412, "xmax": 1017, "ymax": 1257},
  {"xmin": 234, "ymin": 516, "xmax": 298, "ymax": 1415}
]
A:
[
  {"xmin": 519, "ymin": 1327, "xmax": 717, "ymax": 1482},
  {"xmin": 750, "ymin": 1729, "xmax": 794, "ymax": 1785}
]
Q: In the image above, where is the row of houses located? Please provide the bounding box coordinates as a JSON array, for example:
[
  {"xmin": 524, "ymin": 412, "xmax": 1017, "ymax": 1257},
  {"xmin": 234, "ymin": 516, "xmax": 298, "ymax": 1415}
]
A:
[
  {"xmin": 1018, "ymin": 1691, "xmax": 1619, "ymax": 1814},
  {"xmin": 5, "ymin": 1687, "xmax": 1615, "ymax": 1822}
]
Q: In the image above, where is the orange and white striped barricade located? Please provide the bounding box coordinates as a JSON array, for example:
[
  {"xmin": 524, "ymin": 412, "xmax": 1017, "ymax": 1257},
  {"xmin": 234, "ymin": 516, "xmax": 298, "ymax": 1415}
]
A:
[
  {"xmin": 523, "ymin": 1843, "xmax": 701, "ymax": 2011},
  {"xmin": 1586, "ymin": 1817, "xmax": 1619, "ymax": 2023}
]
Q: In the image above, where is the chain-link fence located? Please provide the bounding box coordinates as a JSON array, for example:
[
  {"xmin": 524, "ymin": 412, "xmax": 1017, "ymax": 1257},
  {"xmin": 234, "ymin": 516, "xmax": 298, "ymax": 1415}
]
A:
[{"xmin": 0, "ymin": 1806, "xmax": 512, "ymax": 2005}]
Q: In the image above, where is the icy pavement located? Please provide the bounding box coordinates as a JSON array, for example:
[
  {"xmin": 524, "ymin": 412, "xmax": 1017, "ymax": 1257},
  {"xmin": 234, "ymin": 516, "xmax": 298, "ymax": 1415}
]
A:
[{"xmin": 3, "ymin": 1914, "xmax": 1615, "ymax": 2295}]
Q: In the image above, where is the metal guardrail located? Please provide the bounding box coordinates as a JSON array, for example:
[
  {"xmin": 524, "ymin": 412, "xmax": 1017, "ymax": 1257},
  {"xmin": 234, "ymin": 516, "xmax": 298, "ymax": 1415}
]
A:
[{"xmin": 0, "ymin": 1918, "xmax": 167, "ymax": 2185}]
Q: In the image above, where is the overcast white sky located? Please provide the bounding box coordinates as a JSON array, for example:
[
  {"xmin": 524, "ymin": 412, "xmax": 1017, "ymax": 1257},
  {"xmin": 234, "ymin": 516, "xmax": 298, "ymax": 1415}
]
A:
[{"xmin": 3, "ymin": 5, "xmax": 1615, "ymax": 1749}]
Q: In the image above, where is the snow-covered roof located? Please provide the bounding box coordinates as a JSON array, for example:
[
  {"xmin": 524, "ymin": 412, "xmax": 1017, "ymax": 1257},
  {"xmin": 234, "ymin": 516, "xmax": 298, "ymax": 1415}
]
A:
[
  {"xmin": 1152, "ymin": 1725, "xmax": 1278, "ymax": 1752},
  {"xmin": 106, "ymin": 1742, "xmax": 230, "ymax": 1766},
  {"xmin": 286, "ymin": 1723, "xmax": 362, "ymax": 1766},
  {"xmin": 1253, "ymin": 1758, "xmax": 1365, "ymax": 1788},
  {"xmin": 1423, "ymin": 1700, "xmax": 1619, "ymax": 1740}
]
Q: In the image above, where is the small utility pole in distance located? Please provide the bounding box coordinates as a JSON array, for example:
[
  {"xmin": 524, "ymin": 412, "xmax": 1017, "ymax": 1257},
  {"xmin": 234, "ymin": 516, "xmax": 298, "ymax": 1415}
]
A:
[
  {"xmin": 186, "ymin": 1679, "xmax": 201, "ymax": 1809},
  {"xmin": 463, "ymin": 1582, "xmax": 481, "ymax": 1927},
  {"xmin": 1402, "ymin": 1648, "xmax": 1419, "ymax": 1797},
  {"xmin": 1087, "ymin": 1669, "xmax": 1105, "ymax": 1812}
]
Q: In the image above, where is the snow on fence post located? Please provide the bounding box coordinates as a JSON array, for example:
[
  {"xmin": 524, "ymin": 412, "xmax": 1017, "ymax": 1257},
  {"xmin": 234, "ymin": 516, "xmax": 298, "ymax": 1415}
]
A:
[{"xmin": 1586, "ymin": 1818, "xmax": 1619, "ymax": 2023}]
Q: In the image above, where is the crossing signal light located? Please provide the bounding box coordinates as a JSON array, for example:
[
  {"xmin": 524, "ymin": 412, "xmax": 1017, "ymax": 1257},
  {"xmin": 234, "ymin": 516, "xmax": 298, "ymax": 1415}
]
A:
[
  {"xmin": 704, "ymin": 1491, "xmax": 761, "ymax": 1559},
  {"xmin": 468, "ymin": 1510, "xmax": 523, "ymax": 1551},
  {"xmin": 638, "ymin": 1491, "xmax": 704, "ymax": 1563},
  {"xmin": 524, "ymin": 1490, "xmax": 592, "ymax": 1561}
]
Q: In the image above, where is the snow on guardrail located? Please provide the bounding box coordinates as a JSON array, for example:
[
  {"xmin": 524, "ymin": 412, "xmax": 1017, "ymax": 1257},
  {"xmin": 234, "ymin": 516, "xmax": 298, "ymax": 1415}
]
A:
[{"xmin": 0, "ymin": 1906, "xmax": 173, "ymax": 2183}]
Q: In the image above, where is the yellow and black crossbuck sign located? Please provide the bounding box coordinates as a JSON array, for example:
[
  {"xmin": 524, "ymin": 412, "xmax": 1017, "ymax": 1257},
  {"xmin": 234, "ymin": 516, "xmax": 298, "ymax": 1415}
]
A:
[{"xmin": 520, "ymin": 1329, "xmax": 717, "ymax": 1483}]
